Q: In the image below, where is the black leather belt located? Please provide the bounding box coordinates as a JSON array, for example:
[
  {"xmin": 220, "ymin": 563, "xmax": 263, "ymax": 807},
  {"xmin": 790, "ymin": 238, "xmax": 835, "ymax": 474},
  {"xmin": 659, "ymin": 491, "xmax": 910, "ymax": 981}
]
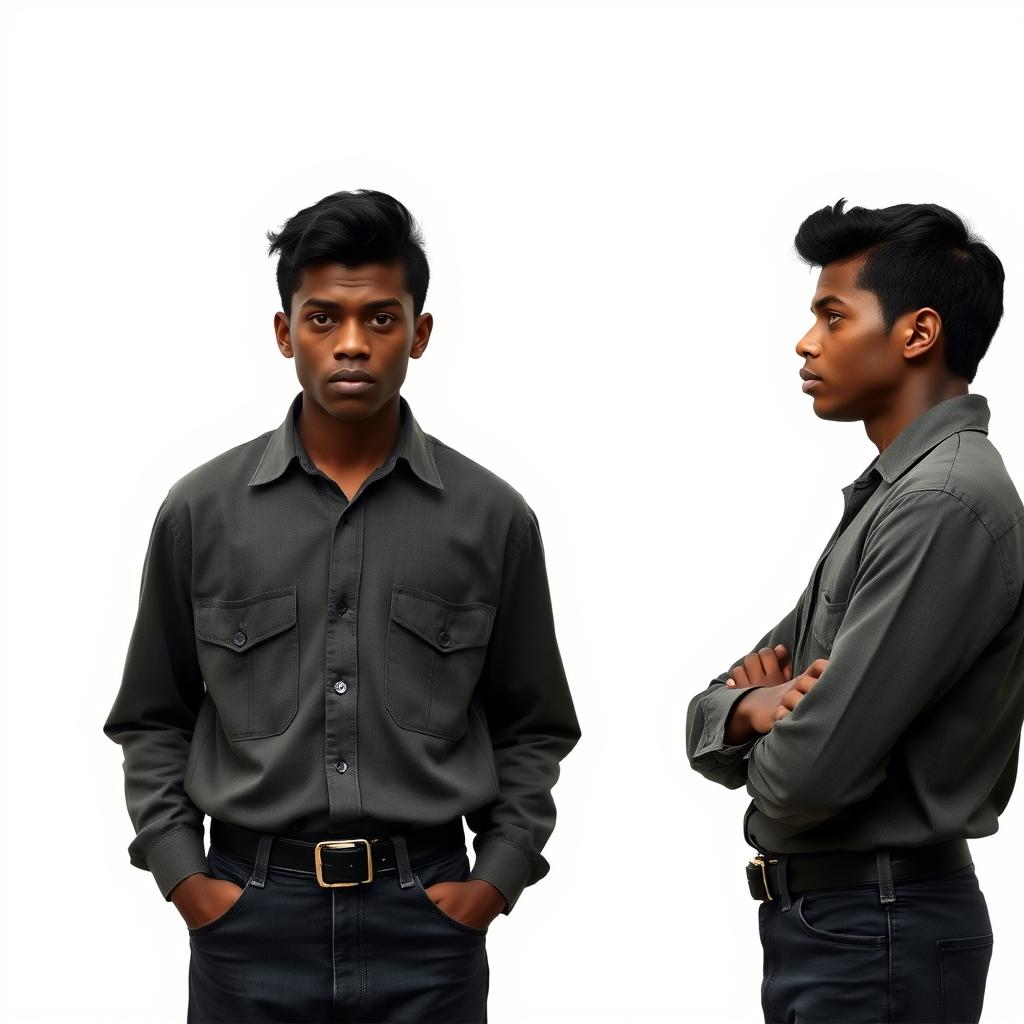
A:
[
  {"xmin": 210, "ymin": 817, "xmax": 466, "ymax": 888},
  {"xmin": 747, "ymin": 839, "xmax": 973, "ymax": 901}
]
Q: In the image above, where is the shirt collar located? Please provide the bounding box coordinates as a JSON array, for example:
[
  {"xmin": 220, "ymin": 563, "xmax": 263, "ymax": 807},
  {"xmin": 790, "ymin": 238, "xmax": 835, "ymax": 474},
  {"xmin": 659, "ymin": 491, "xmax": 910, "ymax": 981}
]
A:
[
  {"xmin": 871, "ymin": 393, "xmax": 990, "ymax": 485},
  {"xmin": 248, "ymin": 390, "xmax": 445, "ymax": 490}
]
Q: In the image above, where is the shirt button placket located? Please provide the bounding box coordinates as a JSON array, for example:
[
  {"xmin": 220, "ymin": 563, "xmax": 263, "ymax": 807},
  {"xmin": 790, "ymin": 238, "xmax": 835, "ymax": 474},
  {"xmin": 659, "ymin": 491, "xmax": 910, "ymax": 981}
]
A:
[{"xmin": 325, "ymin": 505, "xmax": 361, "ymax": 827}]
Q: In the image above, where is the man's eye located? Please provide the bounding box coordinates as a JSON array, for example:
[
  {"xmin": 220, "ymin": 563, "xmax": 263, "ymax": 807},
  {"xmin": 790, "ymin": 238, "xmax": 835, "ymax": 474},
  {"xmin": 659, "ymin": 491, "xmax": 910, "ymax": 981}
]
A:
[
  {"xmin": 369, "ymin": 313, "xmax": 395, "ymax": 327},
  {"xmin": 827, "ymin": 312, "xmax": 842, "ymax": 326},
  {"xmin": 310, "ymin": 313, "xmax": 333, "ymax": 326}
]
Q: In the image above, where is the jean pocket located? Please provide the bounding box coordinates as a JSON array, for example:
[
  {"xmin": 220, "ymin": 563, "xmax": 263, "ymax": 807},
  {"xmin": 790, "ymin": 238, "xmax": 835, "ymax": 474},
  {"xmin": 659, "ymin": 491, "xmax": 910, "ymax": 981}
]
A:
[
  {"xmin": 409, "ymin": 872, "xmax": 489, "ymax": 936},
  {"xmin": 795, "ymin": 890, "xmax": 889, "ymax": 947},
  {"xmin": 385, "ymin": 585, "xmax": 495, "ymax": 741},
  {"xmin": 193, "ymin": 586, "xmax": 299, "ymax": 740},
  {"xmin": 938, "ymin": 934, "xmax": 993, "ymax": 1023},
  {"xmin": 406, "ymin": 848, "xmax": 488, "ymax": 937},
  {"xmin": 186, "ymin": 847, "xmax": 257, "ymax": 937}
]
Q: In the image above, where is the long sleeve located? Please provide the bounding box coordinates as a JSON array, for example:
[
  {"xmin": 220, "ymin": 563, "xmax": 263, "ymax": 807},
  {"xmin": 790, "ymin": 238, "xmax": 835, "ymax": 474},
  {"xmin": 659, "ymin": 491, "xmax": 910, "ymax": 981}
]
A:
[
  {"xmin": 103, "ymin": 493, "xmax": 210, "ymax": 900},
  {"xmin": 686, "ymin": 603, "xmax": 801, "ymax": 789},
  {"xmin": 465, "ymin": 505, "xmax": 581, "ymax": 912},
  {"xmin": 745, "ymin": 489, "xmax": 1017, "ymax": 831}
]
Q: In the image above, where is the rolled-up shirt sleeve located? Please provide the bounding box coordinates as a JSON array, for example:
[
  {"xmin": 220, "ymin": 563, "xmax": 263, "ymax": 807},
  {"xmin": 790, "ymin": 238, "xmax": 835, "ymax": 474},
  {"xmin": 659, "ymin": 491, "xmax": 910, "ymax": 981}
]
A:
[
  {"xmin": 686, "ymin": 604, "xmax": 800, "ymax": 789},
  {"xmin": 103, "ymin": 493, "xmax": 210, "ymax": 900},
  {"xmin": 464, "ymin": 505, "xmax": 581, "ymax": 913},
  {"xmin": 746, "ymin": 489, "xmax": 1017, "ymax": 829}
]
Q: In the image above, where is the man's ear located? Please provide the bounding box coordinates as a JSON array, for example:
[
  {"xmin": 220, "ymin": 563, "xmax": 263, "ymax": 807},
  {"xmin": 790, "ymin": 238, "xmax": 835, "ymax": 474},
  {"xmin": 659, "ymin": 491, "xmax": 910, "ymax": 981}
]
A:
[
  {"xmin": 274, "ymin": 310, "xmax": 294, "ymax": 358},
  {"xmin": 410, "ymin": 312, "xmax": 433, "ymax": 359},
  {"xmin": 899, "ymin": 307, "xmax": 943, "ymax": 363}
]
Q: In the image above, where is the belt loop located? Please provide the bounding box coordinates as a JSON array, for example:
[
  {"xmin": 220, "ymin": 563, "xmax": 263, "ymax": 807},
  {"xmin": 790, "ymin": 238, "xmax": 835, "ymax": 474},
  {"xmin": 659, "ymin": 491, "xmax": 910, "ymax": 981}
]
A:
[
  {"xmin": 876, "ymin": 849, "xmax": 895, "ymax": 905},
  {"xmin": 391, "ymin": 833, "xmax": 415, "ymax": 889},
  {"xmin": 250, "ymin": 834, "xmax": 274, "ymax": 889},
  {"xmin": 776, "ymin": 854, "xmax": 793, "ymax": 913}
]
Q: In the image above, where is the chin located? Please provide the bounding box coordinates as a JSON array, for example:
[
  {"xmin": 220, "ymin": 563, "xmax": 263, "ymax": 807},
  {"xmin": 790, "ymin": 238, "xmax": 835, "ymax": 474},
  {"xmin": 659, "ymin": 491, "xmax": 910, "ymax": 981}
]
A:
[{"xmin": 811, "ymin": 398, "xmax": 861, "ymax": 423}]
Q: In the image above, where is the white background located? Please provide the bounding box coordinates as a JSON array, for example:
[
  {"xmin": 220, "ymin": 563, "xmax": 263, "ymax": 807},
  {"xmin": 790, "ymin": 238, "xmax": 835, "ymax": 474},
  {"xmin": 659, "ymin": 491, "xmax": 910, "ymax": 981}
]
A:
[{"xmin": 3, "ymin": 0, "xmax": 1024, "ymax": 1020}]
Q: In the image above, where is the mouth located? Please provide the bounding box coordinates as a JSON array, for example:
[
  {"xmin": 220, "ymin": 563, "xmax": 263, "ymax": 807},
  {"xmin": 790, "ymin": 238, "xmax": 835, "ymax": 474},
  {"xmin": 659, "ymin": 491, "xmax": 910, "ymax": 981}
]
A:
[
  {"xmin": 800, "ymin": 368, "xmax": 823, "ymax": 393},
  {"xmin": 329, "ymin": 369, "xmax": 375, "ymax": 383},
  {"xmin": 327, "ymin": 369, "xmax": 375, "ymax": 396}
]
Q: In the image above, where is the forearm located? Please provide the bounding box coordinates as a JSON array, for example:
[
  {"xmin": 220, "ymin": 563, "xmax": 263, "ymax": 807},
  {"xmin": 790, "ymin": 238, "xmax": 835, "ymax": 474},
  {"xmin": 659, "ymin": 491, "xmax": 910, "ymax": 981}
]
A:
[
  {"xmin": 466, "ymin": 726, "xmax": 579, "ymax": 911},
  {"xmin": 104, "ymin": 494, "xmax": 209, "ymax": 899},
  {"xmin": 686, "ymin": 605, "xmax": 801, "ymax": 786}
]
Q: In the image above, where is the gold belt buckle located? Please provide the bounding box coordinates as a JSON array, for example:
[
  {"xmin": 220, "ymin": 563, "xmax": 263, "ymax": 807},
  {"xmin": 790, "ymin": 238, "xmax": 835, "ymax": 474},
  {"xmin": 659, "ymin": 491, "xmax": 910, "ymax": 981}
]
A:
[{"xmin": 314, "ymin": 838, "xmax": 373, "ymax": 888}]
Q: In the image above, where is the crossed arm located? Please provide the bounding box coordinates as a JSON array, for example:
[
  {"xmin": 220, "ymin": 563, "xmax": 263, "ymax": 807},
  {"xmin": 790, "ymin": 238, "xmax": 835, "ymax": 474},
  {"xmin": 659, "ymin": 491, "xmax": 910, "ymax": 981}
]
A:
[{"xmin": 687, "ymin": 489, "xmax": 1015, "ymax": 831}]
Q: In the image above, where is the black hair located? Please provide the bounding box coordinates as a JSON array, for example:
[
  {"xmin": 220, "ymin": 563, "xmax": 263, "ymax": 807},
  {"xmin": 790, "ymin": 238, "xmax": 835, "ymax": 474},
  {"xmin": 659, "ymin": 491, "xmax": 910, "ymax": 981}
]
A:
[
  {"xmin": 266, "ymin": 189, "xmax": 430, "ymax": 318},
  {"xmin": 793, "ymin": 198, "xmax": 1004, "ymax": 382}
]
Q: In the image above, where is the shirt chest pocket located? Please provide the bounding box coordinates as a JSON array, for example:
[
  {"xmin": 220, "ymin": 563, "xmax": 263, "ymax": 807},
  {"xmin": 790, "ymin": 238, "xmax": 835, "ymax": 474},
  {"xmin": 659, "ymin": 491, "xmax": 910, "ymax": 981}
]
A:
[
  {"xmin": 811, "ymin": 588, "xmax": 848, "ymax": 653},
  {"xmin": 385, "ymin": 585, "xmax": 496, "ymax": 741},
  {"xmin": 193, "ymin": 586, "xmax": 299, "ymax": 741}
]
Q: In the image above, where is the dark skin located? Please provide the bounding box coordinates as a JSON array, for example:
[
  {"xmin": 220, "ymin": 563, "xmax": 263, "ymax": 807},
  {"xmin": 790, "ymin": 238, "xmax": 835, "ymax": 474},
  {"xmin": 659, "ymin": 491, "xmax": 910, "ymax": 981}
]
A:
[
  {"xmin": 724, "ymin": 251, "xmax": 970, "ymax": 745},
  {"xmin": 170, "ymin": 259, "xmax": 507, "ymax": 932}
]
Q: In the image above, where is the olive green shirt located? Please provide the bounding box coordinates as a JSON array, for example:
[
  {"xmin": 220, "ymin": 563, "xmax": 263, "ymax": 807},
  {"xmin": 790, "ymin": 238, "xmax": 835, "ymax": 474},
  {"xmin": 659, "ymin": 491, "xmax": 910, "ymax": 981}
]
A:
[
  {"xmin": 104, "ymin": 390, "xmax": 580, "ymax": 910},
  {"xmin": 687, "ymin": 393, "xmax": 1024, "ymax": 854}
]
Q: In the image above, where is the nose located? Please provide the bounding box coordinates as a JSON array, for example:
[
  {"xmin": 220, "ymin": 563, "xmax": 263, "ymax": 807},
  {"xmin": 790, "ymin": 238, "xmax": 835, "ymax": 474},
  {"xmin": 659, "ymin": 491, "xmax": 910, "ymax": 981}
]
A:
[
  {"xmin": 333, "ymin": 319, "xmax": 371, "ymax": 358},
  {"xmin": 795, "ymin": 324, "xmax": 820, "ymax": 360}
]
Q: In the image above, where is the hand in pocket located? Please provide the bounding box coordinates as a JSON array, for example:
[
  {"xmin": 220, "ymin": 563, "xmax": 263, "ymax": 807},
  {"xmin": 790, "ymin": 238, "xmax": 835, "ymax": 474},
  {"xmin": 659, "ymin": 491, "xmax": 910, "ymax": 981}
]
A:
[
  {"xmin": 171, "ymin": 872, "xmax": 246, "ymax": 930},
  {"xmin": 424, "ymin": 879, "xmax": 507, "ymax": 931}
]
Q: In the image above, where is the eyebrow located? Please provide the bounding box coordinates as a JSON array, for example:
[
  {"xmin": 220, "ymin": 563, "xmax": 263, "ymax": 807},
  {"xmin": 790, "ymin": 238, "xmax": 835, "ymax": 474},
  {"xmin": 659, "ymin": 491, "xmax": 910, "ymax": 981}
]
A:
[
  {"xmin": 299, "ymin": 297, "xmax": 405, "ymax": 313},
  {"xmin": 811, "ymin": 294, "xmax": 848, "ymax": 314}
]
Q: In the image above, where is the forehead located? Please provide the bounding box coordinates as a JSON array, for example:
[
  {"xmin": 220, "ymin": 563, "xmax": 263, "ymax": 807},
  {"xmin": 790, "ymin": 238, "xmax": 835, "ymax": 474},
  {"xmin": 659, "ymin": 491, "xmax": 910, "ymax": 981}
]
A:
[
  {"xmin": 813, "ymin": 253, "xmax": 870, "ymax": 300},
  {"xmin": 295, "ymin": 260, "xmax": 409, "ymax": 302}
]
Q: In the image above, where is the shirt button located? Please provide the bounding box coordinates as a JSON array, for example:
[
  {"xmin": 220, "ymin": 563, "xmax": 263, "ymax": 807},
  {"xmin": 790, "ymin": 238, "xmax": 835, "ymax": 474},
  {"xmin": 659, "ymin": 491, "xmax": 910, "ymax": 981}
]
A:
[
  {"xmin": 334, "ymin": 680, "xmax": 348, "ymax": 695},
  {"xmin": 437, "ymin": 629, "xmax": 452, "ymax": 649},
  {"xmin": 335, "ymin": 760, "xmax": 348, "ymax": 774},
  {"xmin": 232, "ymin": 629, "xmax": 247, "ymax": 647}
]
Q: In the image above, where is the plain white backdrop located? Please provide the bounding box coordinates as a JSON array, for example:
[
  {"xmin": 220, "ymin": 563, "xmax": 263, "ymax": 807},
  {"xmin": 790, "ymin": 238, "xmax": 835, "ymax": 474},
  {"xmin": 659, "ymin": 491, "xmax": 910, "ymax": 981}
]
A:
[{"xmin": 3, "ymin": 0, "xmax": 1024, "ymax": 1020}]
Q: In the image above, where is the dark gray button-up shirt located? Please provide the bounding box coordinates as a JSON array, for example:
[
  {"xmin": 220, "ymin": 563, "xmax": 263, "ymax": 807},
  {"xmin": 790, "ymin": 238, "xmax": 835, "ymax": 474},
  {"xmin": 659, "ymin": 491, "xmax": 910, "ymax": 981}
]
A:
[
  {"xmin": 104, "ymin": 390, "xmax": 580, "ymax": 909},
  {"xmin": 687, "ymin": 394, "xmax": 1024, "ymax": 854}
]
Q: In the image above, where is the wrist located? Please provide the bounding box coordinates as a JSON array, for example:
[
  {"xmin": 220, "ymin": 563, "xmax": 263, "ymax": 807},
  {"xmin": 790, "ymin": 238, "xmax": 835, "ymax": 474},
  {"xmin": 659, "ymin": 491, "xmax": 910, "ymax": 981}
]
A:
[{"xmin": 724, "ymin": 690, "xmax": 758, "ymax": 744}]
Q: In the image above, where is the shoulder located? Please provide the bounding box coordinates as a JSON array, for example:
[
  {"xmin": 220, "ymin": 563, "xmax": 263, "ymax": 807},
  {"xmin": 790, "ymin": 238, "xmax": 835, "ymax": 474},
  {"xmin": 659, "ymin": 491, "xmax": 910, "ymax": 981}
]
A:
[
  {"xmin": 161, "ymin": 431, "xmax": 276, "ymax": 544},
  {"xmin": 890, "ymin": 429, "xmax": 1024, "ymax": 543},
  {"xmin": 426, "ymin": 433, "xmax": 533, "ymax": 528}
]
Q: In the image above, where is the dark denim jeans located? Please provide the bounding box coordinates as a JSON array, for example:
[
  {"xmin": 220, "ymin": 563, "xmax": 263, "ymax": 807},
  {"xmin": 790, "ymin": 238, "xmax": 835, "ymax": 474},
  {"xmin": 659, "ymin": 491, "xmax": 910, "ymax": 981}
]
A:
[
  {"xmin": 758, "ymin": 864, "xmax": 993, "ymax": 1023},
  {"xmin": 187, "ymin": 836, "xmax": 489, "ymax": 1023}
]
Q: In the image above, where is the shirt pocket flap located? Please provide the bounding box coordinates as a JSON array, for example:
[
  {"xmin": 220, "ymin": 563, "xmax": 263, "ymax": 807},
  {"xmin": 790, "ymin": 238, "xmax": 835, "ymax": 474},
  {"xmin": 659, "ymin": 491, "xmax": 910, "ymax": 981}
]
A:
[
  {"xmin": 390, "ymin": 585, "xmax": 495, "ymax": 652},
  {"xmin": 194, "ymin": 587, "xmax": 297, "ymax": 653},
  {"xmin": 811, "ymin": 588, "xmax": 848, "ymax": 651}
]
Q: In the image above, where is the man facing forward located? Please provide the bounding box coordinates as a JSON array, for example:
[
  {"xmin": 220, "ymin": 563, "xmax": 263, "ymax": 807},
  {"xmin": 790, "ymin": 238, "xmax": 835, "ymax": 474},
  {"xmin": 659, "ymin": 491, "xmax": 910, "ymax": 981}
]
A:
[
  {"xmin": 104, "ymin": 189, "xmax": 580, "ymax": 1023},
  {"xmin": 687, "ymin": 199, "xmax": 1024, "ymax": 1023}
]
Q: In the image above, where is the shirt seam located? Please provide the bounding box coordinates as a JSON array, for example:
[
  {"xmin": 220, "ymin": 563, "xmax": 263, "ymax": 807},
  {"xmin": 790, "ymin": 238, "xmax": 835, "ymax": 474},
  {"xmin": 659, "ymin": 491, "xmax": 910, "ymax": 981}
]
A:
[
  {"xmin": 164, "ymin": 500, "xmax": 192, "ymax": 565},
  {"xmin": 143, "ymin": 823, "xmax": 200, "ymax": 857},
  {"xmin": 479, "ymin": 834, "xmax": 534, "ymax": 863},
  {"xmin": 506, "ymin": 510, "xmax": 533, "ymax": 563},
  {"xmin": 875, "ymin": 486, "xmax": 1015, "ymax": 615}
]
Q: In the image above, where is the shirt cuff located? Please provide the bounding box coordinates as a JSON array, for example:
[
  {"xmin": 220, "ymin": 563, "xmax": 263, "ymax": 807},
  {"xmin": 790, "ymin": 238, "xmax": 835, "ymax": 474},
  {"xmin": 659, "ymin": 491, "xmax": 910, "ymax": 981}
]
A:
[
  {"xmin": 134, "ymin": 826, "xmax": 210, "ymax": 901},
  {"xmin": 469, "ymin": 838, "xmax": 535, "ymax": 914},
  {"xmin": 692, "ymin": 686, "xmax": 760, "ymax": 760}
]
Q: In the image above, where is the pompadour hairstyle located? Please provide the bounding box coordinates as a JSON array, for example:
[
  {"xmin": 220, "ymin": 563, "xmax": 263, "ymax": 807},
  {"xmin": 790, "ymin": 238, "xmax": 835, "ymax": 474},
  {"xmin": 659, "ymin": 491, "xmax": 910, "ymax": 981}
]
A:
[
  {"xmin": 794, "ymin": 198, "xmax": 1004, "ymax": 382},
  {"xmin": 266, "ymin": 189, "xmax": 430, "ymax": 318}
]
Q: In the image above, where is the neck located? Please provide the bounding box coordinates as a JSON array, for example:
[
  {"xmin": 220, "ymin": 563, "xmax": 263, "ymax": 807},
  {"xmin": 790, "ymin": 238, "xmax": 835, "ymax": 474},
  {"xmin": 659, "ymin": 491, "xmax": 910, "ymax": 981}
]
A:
[
  {"xmin": 296, "ymin": 392, "xmax": 402, "ymax": 473},
  {"xmin": 864, "ymin": 376, "xmax": 969, "ymax": 454}
]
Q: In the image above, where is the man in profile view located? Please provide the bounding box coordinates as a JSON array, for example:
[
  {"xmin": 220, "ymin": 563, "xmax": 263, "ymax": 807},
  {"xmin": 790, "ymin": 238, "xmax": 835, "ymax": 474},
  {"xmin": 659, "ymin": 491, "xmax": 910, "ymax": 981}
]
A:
[
  {"xmin": 104, "ymin": 189, "xmax": 580, "ymax": 1023},
  {"xmin": 687, "ymin": 198, "xmax": 1024, "ymax": 1023}
]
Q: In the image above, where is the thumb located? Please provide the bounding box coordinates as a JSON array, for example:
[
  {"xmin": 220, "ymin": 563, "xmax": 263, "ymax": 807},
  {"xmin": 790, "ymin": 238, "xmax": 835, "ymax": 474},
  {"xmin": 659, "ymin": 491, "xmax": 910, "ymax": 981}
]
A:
[{"xmin": 775, "ymin": 644, "xmax": 793, "ymax": 680}]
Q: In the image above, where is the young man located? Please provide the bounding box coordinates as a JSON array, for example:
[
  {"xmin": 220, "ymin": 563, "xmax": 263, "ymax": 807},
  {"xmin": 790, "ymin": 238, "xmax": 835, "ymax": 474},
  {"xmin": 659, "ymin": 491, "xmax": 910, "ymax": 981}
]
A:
[
  {"xmin": 686, "ymin": 199, "xmax": 1024, "ymax": 1023},
  {"xmin": 104, "ymin": 189, "xmax": 580, "ymax": 1023}
]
